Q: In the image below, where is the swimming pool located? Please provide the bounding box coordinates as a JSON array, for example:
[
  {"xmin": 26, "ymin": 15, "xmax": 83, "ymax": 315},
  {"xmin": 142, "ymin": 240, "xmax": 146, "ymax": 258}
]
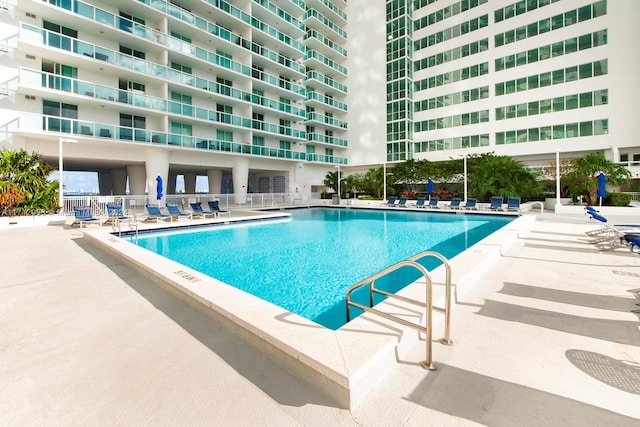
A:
[{"xmin": 126, "ymin": 207, "xmax": 513, "ymax": 329}]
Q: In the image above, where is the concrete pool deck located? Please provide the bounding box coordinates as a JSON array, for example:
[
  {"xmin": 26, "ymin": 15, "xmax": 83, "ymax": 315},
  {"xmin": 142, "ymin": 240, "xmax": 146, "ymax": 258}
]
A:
[{"xmin": 1, "ymin": 209, "xmax": 639, "ymax": 425}]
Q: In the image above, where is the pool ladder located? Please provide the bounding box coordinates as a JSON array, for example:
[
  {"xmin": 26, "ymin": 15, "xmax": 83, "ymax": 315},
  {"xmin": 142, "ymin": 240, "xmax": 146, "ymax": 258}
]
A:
[{"xmin": 345, "ymin": 251, "xmax": 453, "ymax": 370}]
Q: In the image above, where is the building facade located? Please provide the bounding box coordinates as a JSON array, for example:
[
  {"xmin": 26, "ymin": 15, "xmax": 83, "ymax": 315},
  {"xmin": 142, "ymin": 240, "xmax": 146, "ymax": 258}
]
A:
[
  {"xmin": 0, "ymin": 0, "xmax": 638, "ymax": 200},
  {"xmin": 0, "ymin": 0, "xmax": 359, "ymax": 201},
  {"xmin": 405, "ymin": 0, "xmax": 640, "ymax": 181}
]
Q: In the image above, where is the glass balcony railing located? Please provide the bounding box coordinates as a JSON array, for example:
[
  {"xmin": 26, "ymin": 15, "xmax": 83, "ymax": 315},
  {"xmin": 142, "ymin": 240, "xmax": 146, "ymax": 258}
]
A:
[
  {"xmin": 48, "ymin": 0, "xmax": 305, "ymax": 74},
  {"xmin": 305, "ymin": 29, "xmax": 347, "ymax": 57},
  {"xmin": 24, "ymin": 68, "xmax": 306, "ymax": 138},
  {"xmin": 202, "ymin": 0, "xmax": 305, "ymax": 52},
  {"xmin": 306, "ymin": 152, "xmax": 348, "ymax": 165},
  {"xmin": 306, "ymin": 91, "xmax": 348, "ymax": 111},
  {"xmin": 305, "ymin": 70, "xmax": 347, "ymax": 93},
  {"xmin": 252, "ymin": 0, "xmax": 305, "ymax": 32},
  {"xmin": 306, "ymin": 112, "xmax": 347, "ymax": 129},
  {"xmin": 20, "ymin": 112, "xmax": 310, "ymax": 161},
  {"xmin": 304, "ymin": 9, "xmax": 347, "ymax": 39},
  {"xmin": 318, "ymin": 0, "xmax": 347, "ymax": 22},
  {"xmin": 21, "ymin": 24, "xmax": 306, "ymax": 98},
  {"xmin": 306, "ymin": 132, "xmax": 348, "ymax": 146},
  {"xmin": 304, "ymin": 50, "xmax": 347, "ymax": 75}
]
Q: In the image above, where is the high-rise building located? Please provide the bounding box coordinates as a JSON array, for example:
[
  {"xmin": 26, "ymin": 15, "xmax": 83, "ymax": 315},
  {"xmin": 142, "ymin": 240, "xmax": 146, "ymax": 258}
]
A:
[
  {"xmin": 403, "ymin": 0, "xmax": 639, "ymax": 181},
  {"xmin": 1, "ymin": 0, "xmax": 638, "ymax": 198}
]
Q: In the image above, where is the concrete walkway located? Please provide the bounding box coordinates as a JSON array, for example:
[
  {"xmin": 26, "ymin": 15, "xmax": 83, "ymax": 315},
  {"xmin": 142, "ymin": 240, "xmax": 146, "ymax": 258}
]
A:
[{"xmin": 1, "ymin": 212, "xmax": 639, "ymax": 426}]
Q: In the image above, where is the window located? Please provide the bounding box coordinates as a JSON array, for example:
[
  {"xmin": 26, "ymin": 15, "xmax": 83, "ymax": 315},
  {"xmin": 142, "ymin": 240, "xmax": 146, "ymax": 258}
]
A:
[
  {"xmin": 580, "ymin": 121, "xmax": 593, "ymax": 136},
  {"xmin": 566, "ymin": 122, "xmax": 578, "ymax": 137},
  {"xmin": 565, "ymin": 37, "xmax": 578, "ymax": 54},
  {"xmin": 552, "ymin": 42, "xmax": 564, "ymax": 57},
  {"xmin": 553, "ymin": 125, "xmax": 564, "ymax": 139},
  {"xmin": 564, "ymin": 10, "xmax": 577, "ymax": 26},
  {"xmin": 579, "ymin": 34, "xmax": 592, "ymax": 50},
  {"xmin": 566, "ymin": 94, "xmax": 579, "ymax": 110},
  {"xmin": 579, "ymin": 63, "xmax": 592, "ymax": 79},
  {"xmin": 528, "ymin": 75, "xmax": 539, "ymax": 89},
  {"xmin": 553, "ymin": 69, "xmax": 564, "ymax": 84},
  {"xmin": 580, "ymin": 92, "xmax": 593, "ymax": 108},
  {"xmin": 553, "ymin": 97, "xmax": 564, "ymax": 112},
  {"xmin": 540, "ymin": 72, "xmax": 551, "ymax": 87},
  {"xmin": 42, "ymin": 99, "xmax": 77, "ymax": 132},
  {"xmin": 528, "ymin": 101, "xmax": 539, "ymax": 115},
  {"xmin": 119, "ymin": 45, "xmax": 145, "ymax": 59},
  {"xmin": 594, "ymin": 89, "xmax": 608, "ymax": 105},
  {"xmin": 566, "ymin": 66, "xmax": 578, "ymax": 82},
  {"xmin": 528, "ymin": 127, "xmax": 539, "ymax": 142},
  {"xmin": 578, "ymin": 5, "xmax": 592, "ymax": 22},
  {"xmin": 120, "ymin": 113, "xmax": 145, "ymax": 141},
  {"xmin": 594, "ymin": 59, "xmax": 608, "ymax": 76}
]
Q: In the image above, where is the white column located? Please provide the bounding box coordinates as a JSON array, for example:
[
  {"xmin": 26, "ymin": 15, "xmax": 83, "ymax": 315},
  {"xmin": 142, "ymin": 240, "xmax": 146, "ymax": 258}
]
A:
[
  {"xmin": 144, "ymin": 149, "xmax": 170, "ymax": 205},
  {"xmin": 127, "ymin": 165, "xmax": 146, "ymax": 196},
  {"xmin": 232, "ymin": 157, "xmax": 249, "ymax": 204},
  {"xmin": 207, "ymin": 169, "xmax": 222, "ymax": 195}
]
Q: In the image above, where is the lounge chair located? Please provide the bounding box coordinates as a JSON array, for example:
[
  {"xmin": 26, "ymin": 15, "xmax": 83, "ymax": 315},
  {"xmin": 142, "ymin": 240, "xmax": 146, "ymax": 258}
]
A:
[
  {"xmin": 207, "ymin": 200, "xmax": 231, "ymax": 217},
  {"xmin": 166, "ymin": 204, "xmax": 193, "ymax": 220},
  {"xmin": 189, "ymin": 202, "xmax": 217, "ymax": 218},
  {"xmin": 621, "ymin": 234, "xmax": 640, "ymax": 254},
  {"xmin": 462, "ymin": 198, "xmax": 477, "ymax": 210},
  {"xmin": 384, "ymin": 196, "xmax": 397, "ymax": 207},
  {"xmin": 488, "ymin": 196, "xmax": 503, "ymax": 211},
  {"xmin": 104, "ymin": 203, "xmax": 129, "ymax": 226},
  {"xmin": 145, "ymin": 204, "xmax": 173, "ymax": 222},
  {"xmin": 447, "ymin": 197, "xmax": 461, "ymax": 209},
  {"xmin": 396, "ymin": 197, "xmax": 408, "ymax": 207},
  {"xmin": 585, "ymin": 211, "xmax": 640, "ymax": 249},
  {"xmin": 506, "ymin": 197, "xmax": 521, "ymax": 212},
  {"xmin": 425, "ymin": 197, "xmax": 439, "ymax": 209},
  {"xmin": 415, "ymin": 197, "xmax": 426, "ymax": 208},
  {"xmin": 72, "ymin": 206, "xmax": 103, "ymax": 228}
]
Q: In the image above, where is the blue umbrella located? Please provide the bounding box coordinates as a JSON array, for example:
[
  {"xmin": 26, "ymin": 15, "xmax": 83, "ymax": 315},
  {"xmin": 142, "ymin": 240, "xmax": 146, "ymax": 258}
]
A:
[
  {"xmin": 597, "ymin": 173, "xmax": 605, "ymax": 206},
  {"xmin": 156, "ymin": 175, "xmax": 163, "ymax": 200},
  {"xmin": 427, "ymin": 178, "xmax": 434, "ymax": 197}
]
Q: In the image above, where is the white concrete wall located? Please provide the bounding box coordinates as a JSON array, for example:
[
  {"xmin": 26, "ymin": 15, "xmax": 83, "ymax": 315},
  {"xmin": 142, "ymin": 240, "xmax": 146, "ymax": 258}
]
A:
[{"xmin": 345, "ymin": 0, "xmax": 387, "ymax": 166}]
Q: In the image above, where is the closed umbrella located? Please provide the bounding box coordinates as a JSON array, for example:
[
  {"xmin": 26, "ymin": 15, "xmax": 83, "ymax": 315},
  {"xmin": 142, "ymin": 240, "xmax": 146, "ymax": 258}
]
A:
[
  {"xmin": 156, "ymin": 175, "xmax": 163, "ymax": 200},
  {"xmin": 427, "ymin": 178, "xmax": 433, "ymax": 199},
  {"xmin": 597, "ymin": 173, "xmax": 605, "ymax": 206}
]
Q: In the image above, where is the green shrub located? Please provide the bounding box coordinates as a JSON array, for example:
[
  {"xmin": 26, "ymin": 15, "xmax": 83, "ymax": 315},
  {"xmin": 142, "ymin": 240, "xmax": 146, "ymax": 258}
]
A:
[{"xmin": 604, "ymin": 192, "xmax": 631, "ymax": 206}]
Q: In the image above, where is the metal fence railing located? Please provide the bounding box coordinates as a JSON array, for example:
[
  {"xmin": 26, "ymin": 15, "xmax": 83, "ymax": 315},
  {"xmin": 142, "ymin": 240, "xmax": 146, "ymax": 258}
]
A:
[{"xmin": 62, "ymin": 193, "xmax": 322, "ymax": 216}]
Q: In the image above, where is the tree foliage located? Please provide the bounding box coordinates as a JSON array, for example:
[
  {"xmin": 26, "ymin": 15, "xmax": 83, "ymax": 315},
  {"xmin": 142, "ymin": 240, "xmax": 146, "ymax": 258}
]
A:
[
  {"xmin": 564, "ymin": 153, "xmax": 631, "ymax": 205},
  {"xmin": 466, "ymin": 153, "xmax": 542, "ymax": 201},
  {"xmin": 0, "ymin": 148, "xmax": 58, "ymax": 215}
]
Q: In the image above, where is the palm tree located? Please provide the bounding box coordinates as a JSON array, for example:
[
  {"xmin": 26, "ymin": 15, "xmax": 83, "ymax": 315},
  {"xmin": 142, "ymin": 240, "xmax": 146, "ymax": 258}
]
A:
[
  {"xmin": 564, "ymin": 153, "xmax": 631, "ymax": 205},
  {"xmin": 0, "ymin": 148, "xmax": 57, "ymax": 214},
  {"xmin": 467, "ymin": 153, "xmax": 541, "ymax": 201},
  {"xmin": 323, "ymin": 170, "xmax": 339, "ymax": 195}
]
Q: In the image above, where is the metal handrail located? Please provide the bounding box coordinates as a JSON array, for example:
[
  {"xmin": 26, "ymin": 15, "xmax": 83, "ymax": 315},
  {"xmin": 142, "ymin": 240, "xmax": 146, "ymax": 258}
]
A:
[
  {"xmin": 346, "ymin": 259, "xmax": 436, "ymax": 370},
  {"xmin": 407, "ymin": 251, "xmax": 453, "ymax": 345}
]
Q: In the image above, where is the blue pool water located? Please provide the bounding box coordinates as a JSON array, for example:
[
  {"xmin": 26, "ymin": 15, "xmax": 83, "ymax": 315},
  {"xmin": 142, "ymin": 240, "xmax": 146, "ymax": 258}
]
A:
[{"xmin": 127, "ymin": 208, "xmax": 513, "ymax": 329}]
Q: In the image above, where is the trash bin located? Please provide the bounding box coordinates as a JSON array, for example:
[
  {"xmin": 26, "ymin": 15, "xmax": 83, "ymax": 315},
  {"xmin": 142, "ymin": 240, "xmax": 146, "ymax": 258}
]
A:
[{"xmin": 332, "ymin": 195, "xmax": 340, "ymax": 205}]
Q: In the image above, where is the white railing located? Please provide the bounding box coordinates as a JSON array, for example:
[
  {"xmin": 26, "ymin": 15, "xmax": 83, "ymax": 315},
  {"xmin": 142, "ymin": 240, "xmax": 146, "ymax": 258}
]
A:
[
  {"xmin": 62, "ymin": 193, "xmax": 320, "ymax": 216},
  {"xmin": 624, "ymin": 192, "xmax": 640, "ymax": 202}
]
